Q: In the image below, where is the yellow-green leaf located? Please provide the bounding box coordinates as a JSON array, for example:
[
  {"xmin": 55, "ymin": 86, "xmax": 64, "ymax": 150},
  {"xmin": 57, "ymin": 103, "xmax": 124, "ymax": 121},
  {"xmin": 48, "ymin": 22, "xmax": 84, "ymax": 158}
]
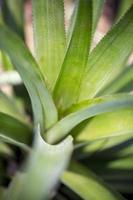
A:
[
  {"xmin": 62, "ymin": 162, "xmax": 125, "ymax": 200},
  {"xmin": 54, "ymin": 0, "xmax": 92, "ymax": 112}
]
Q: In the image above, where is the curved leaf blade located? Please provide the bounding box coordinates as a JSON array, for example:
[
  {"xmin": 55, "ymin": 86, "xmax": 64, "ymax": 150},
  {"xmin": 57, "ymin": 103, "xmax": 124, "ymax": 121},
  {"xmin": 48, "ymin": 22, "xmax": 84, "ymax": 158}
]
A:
[
  {"xmin": 6, "ymin": 127, "xmax": 73, "ymax": 200},
  {"xmin": 0, "ymin": 25, "xmax": 58, "ymax": 132},
  {"xmin": 79, "ymin": 157, "xmax": 133, "ymax": 193},
  {"xmin": 47, "ymin": 94, "xmax": 133, "ymax": 143},
  {"xmin": 0, "ymin": 112, "xmax": 32, "ymax": 150},
  {"xmin": 62, "ymin": 162, "xmax": 125, "ymax": 200},
  {"xmin": 78, "ymin": 134, "xmax": 133, "ymax": 159},
  {"xmin": 76, "ymin": 108, "xmax": 133, "ymax": 142}
]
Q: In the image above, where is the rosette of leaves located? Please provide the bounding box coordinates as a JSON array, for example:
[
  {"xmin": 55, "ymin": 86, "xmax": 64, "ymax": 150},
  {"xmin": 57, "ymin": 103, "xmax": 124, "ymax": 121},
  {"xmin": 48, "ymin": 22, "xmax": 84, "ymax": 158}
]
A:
[{"xmin": 0, "ymin": 0, "xmax": 133, "ymax": 199}]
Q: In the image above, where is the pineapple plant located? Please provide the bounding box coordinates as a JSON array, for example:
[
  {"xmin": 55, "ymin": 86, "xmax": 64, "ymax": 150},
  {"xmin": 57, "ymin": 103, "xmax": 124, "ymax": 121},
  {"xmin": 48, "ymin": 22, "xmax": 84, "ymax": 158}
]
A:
[{"xmin": 0, "ymin": 0, "xmax": 133, "ymax": 199}]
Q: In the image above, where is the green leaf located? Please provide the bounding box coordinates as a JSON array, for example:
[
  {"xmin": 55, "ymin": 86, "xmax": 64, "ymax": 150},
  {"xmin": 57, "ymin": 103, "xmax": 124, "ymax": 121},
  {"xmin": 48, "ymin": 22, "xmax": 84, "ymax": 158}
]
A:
[
  {"xmin": 0, "ymin": 112, "xmax": 32, "ymax": 150},
  {"xmin": 78, "ymin": 134, "xmax": 133, "ymax": 159},
  {"xmin": 78, "ymin": 6, "xmax": 133, "ymax": 101},
  {"xmin": 100, "ymin": 64, "xmax": 133, "ymax": 95},
  {"xmin": 106, "ymin": 156, "xmax": 133, "ymax": 170},
  {"xmin": 81, "ymin": 157, "xmax": 133, "ymax": 193},
  {"xmin": 116, "ymin": 0, "xmax": 133, "ymax": 22},
  {"xmin": 47, "ymin": 94, "xmax": 133, "ymax": 143},
  {"xmin": 61, "ymin": 162, "xmax": 125, "ymax": 200},
  {"xmin": 94, "ymin": 135, "xmax": 133, "ymax": 159},
  {"xmin": 115, "ymin": 141, "xmax": 133, "ymax": 158},
  {"xmin": 1, "ymin": 0, "xmax": 24, "ymax": 38},
  {"xmin": 1, "ymin": 51, "xmax": 13, "ymax": 71},
  {"xmin": 88, "ymin": 157, "xmax": 133, "ymax": 177},
  {"xmin": 32, "ymin": 0, "xmax": 66, "ymax": 91},
  {"xmin": 75, "ymin": 108, "xmax": 133, "ymax": 142},
  {"xmin": 0, "ymin": 91, "xmax": 26, "ymax": 123},
  {"xmin": 6, "ymin": 127, "xmax": 73, "ymax": 200},
  {"xmin": 92, "ymin": 0, "xmax": 104, "ymax": 34},
  {"xmin": 54, "ymin": 0, "xmax": 92, "ymax": 112},
  {"xmin": 88, "ymin": 157, "xmax": 133, "ymax": 193},
  {"xmin": 0, "ymin": 25, "xmax": 58, "ymax": 132}
]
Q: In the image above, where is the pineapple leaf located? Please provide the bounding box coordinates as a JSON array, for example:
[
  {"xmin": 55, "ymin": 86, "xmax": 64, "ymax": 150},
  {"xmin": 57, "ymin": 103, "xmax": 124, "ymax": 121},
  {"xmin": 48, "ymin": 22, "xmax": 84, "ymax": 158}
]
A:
[
  {"xmin": 32, "ymin": 0, "xmax": 66, "ymax": 91},
  {"xmin": 116, "ymin": 0, "xmax": 133, "ymax": 22},
  {"xmin": 47, "ymin": 94, "xmax": 133, "ymax": 143},
  {"xmin": 54, "ymin": 0, "xmax": 92, "ymax": 112},
  {"xmin": 92, "ymin": 0, "xmax": 104, "ymax": 34},
  {"xmin": 75, "ymin": 108, "xmax": 133, "ymax": 143},
  {"xmin": 80, "ymin": 157, "xmax": 133, "ymax": 193},
  {"xmin": 103, "ymin": 156, "xmax": 133, "ymax": 171},
  {"xmin": 78, "ymin": 6, "xmax": 133, "ymax": 101},
  {"xmin": 0, "ymin": 0, "xmax": 24, "ymax": 71},
  {"xmin": 0, "ymin": 112, "xmax": 31, "ymax": 150},
  {"xmin": 100, "ymin": 64, "xmax": 133, "ymax": 95},
  {"xmin": 6, "ymin": 126, "xmax": 73, "ymax": 200},
  {"xmin": 61, "ymin": 162, "xmax": 125, "ymax": 200},
  {"xmin": 0, "ymin": 25, "xmax": 58, "ymax": 132},
  {"xmin": 78, "ymin": 134, "xmax": 133, "ymax": 158},
  {"xmin": 1, "ymin": 0, "xmax": 24, "ymax": 38},
  {"xmin": 0, "ymin": 91, "xmax": 26, "ymax": 123}
]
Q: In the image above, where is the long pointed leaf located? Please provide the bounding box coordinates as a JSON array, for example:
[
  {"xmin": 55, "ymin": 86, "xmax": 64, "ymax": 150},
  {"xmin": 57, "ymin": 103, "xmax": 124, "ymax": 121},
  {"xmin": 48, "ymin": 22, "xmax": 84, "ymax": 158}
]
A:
[
  {"xmin": 0, "ymin": 25, "xmax": 58, "ymax": 132},
  {"xmin": 78, "ymin": 134, "xmax": 133, "ymax": 159},
  {"xmin": 78, "ymin": 6, "xmax": 133, "ymax": 101},
  {"xmin": 54, "ymin": 0, "xmax": 92, "ymax": 112},
  {"xmin": 6, "ymin": 127, "xmax": 73, "ymax": 200},
  {"xmin": 0, "ymin": 91, "xmax": 26, "ymax": 123},
  {"xmin": 116, "ymin": 0, "xmax": 133, "ymax": 22},
  {"xmin": 1, "ymin": 0, "xmax": 24, "ymax": 38},
  {"xmin": 62, "ymin": 162, "xmax": 125, "ymax": 200},
  {"xmin": 81, "ymin": 157, "xmax": 133, "ymax": 193},
  {"xmin": 100, "ymin": 64, "xmax": 133, "ymax": 95},
  {"xmin": 106, "ymin": 156, "xmax": 133, "ymax": 170},
  {"xmin": 47, "ymin": 94, "xmax": 133, "ymax": 143},
  {"xmin": 92, "ymin": 0, "xmax": 104, "ymax": 34},
  {"xmin": 0, "ymin": 112, "xmax": 31, "ymax": 150},
  {"xmin": 75, "ymin": 108, "xmax": 133, "ymax": 142},
  {"xmin": 32, "ymin": 0, "xmax": 66, "ymax": 90}
]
